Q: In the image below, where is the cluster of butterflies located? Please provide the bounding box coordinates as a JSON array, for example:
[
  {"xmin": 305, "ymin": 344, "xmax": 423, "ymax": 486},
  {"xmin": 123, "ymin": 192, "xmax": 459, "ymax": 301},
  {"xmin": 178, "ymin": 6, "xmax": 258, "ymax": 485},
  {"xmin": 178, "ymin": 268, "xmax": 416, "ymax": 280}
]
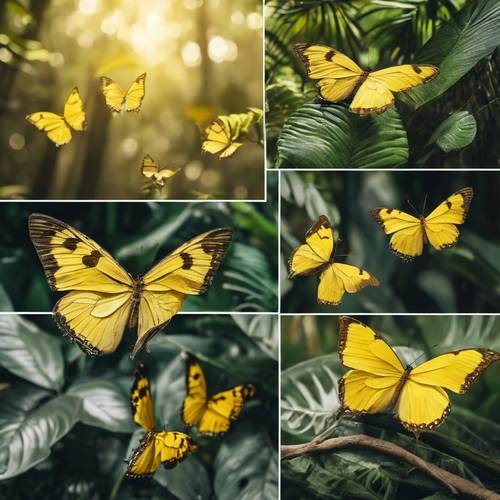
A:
[
  {"xmin": 289, "ymin": 187, "xmax": 473, "ymax": 305},
  {"xmin": 127, "ymin": 355, "xmax": 254, "ymax": 477},
  {"xmin": 28, "ymin": 213, "xmax": 233, "ymax": 357},
  {"xmin": 295, "ymin": 43, "xmax": 440, "ymax": 115},
  {"xmin": 337, "ymin": 316, "xmax": 500, "ymax": 436},
  {"xmin": 25, "ymin": 72, "xmax": 241, "ymax": 191}
]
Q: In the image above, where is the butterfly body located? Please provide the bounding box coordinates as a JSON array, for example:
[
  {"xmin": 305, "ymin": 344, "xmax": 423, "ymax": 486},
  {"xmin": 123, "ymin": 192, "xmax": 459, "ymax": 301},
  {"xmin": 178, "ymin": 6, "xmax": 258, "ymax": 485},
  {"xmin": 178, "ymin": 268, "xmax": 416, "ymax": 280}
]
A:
[
  {"xmin": 127, "ymin": 363, "xmax": 197, "ymax": 477},
  {"xmin": 370, "ymin": 187, "xmax": 473, "ymax": 261},
  {"xmin": 338, "ymin": 316, "xmax": 500, "ymax": 436},
  {"xmin": 29, "ymin": 213, "xmax": 232, "ymax": 357},
  {"xmin": 295, "ymin": 43, "xmax": 439, "ymax": 115},
  {"xmin": 288, "ymin": 215, "xmax": 379, "ymax": 305}
]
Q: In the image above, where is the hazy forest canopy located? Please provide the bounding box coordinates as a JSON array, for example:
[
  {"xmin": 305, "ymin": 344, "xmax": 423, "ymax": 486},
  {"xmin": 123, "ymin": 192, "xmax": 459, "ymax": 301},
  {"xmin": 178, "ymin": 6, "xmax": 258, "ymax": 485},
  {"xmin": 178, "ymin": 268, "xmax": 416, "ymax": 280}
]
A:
[
  {"xmin": 0, "ymin": 313, "xmax": 278, "ymax": 499},
  {"xmin": 266, "ymin": 0, "xmax": 500, "ymax": 169},
  {"xmin": 281, "ymin": 315, "xmax": 500, "ymax": 499},
  {"xmin": 0, "ymin": 0, "xmax": 264, "ymax": 199},
  {"xmin": 0, "ymin": 171, "xmax": 278, "ymax": 312},
  {"xmin": 281, "ymin": 170, "xmax": 500, "ymax": 313}
]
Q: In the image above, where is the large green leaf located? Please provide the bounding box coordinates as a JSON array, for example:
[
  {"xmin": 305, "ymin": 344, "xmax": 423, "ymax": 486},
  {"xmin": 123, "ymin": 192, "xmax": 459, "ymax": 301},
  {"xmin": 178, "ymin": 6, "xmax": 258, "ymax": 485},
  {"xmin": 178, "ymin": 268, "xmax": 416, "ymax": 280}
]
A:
[
  {"xmin": 403, "ymin": 0, "xmax": 500, "ymax": 109},
  {"xmin": 0, "ymin": 390, "xmax": 81, "ymax": 479},
  {"xmin": 214, "ymin": 424, "xmax": 278, "ymax": 500},
  {"xmin": 281, "ymin": 354, "xmax": 341, "ymax": 439},
  {"xmin": 67, "ymin": 379, "xmax": 135, "ymax": 433},
  {"xmin": 428, "ymin": 111, "xmax": 477, "ymax": 152},
  {"xmin": 232, "ymin": 314, "xmax": 278, "ymax": 360},
  {"xmin": 0, "ymin": 315, "xmax": 64, "ymax": 391},
  {"xmin": 277, "ymin": 103, "xmax": 408, "ymax": 168}
]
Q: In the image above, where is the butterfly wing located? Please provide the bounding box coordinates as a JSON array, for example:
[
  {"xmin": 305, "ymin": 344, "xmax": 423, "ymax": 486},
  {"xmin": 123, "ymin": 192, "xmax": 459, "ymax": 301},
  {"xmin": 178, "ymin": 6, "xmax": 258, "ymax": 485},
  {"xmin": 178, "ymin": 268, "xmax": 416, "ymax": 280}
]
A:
[
  {"xmin": 396, "ymin": 348, "xmax": 499, "ymax": 434},
  {"xmin": 294, "ymin": 43, "xmax": 363, "ymax": 102},
  {"xmin": 100, "ymin": 77, "xmax": 126, "ymax": 113},
  {"xmin": 350, "ymin": 64, "xmax": 439, "ymax": 115},
  {"xmin": 338, "ymin": 317, "xmax": 405, "ymax": 414},
  {"xmin": 318, "ymin": 262, "xmax": 379, "ymax": 306},
  {"xmin": 132, "ymin": 228, "xmax": 232, "ymax": 356},
  {"xmin": 198, "ymin": 385, "xmax": 255, "ymax": 435},
  {"xmin": 131, "ymin": 363, "xmax": 155, "ymax": 431},
  {"xmin": 126, "ymin": 430, "xmax": 197, "ymax": 477},
  {"xmin": 369, "ymin": 208, "xmax": 423, "ymax": 261},
  {"xmin": 181, "ymin": 352, "xmax": 208, "ymax": 427},
  {"xmin": 63, "ymin": 87, "xmax": 87, "ymax": 131},
  {"xmin": 289, "ymin": 215, "xmax": 333, "ymax": 278},
  {"xmin": 25, "ymin": 112, "xmax": 72, "ymax": 147},
  {"xmin": 141, "ymin": 154, "xmax": 159, "ymax": 178},
  {"xmin": 125, "ymin": 73, "xmax": 146, "ymax": 112},
  {"xmin": 423, "ymin": 187, "xmax": 473, "ymax": 251},
  {"xmin": 29, "ymin": 214, "xmax": 134, "ymax": 355}
]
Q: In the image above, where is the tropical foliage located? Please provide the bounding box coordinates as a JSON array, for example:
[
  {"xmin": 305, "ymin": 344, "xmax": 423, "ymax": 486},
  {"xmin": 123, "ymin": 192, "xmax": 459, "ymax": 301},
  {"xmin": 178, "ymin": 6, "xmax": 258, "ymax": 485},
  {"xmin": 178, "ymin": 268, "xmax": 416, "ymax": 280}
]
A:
[
  {"xmin": 0, "ymin": 173, "xmax": 278, "ymax": 312},
  {"xmin": 281, "ymin": 170, "xmax": 500, "ymax": 313},
  {"xmin": 281, "ymin": 315, "xmax": 500, "ymax": 498},
  {"xmin": 266, "ymin": 0, "xmax": 500, "ymax": 168},
  {"xmin": 0, "ymin": 312, "xmax": 278, "ymax": 499}
]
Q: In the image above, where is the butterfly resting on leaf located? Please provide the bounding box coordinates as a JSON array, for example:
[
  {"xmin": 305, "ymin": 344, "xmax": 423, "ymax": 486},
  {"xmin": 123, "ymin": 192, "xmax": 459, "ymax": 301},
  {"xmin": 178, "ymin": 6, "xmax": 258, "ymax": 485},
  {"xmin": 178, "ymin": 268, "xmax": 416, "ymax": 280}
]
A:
[
  {"xmin": 29, "ymin": 213, "xmax": 232, "ymax": 358},
  {"xmin": 337, "ymin": 316, "xmax": 500, "ymax": 437},
  {"xmin": 295, "ymin": 43, "xmax": 439, "ymax": 116},
  {"xmin": 127, "ymin": 363, "xmax": 197, "ymax": 478}
]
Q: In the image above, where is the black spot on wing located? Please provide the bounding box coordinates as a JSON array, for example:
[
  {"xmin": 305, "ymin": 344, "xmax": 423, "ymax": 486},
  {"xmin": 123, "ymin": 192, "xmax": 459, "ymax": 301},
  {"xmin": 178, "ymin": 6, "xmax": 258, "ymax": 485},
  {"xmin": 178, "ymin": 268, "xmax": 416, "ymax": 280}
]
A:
[
  {"xmin": 412, "ymin": 64, "xmax": 422, "ymax": 74},
  {"xmin": 325, "ymin": 50, "xmax": 336, "ymax": 61},
  {"xmin": 82, "ymin": 250, "xmax": 101, "ymax": 267},
  {"xmin": 180, "ymin": 252, "xmax": 193, "ymax": 270},
  {"xmin": 63, "ymin": 237, "xmax": 79, "ymax": 251}
]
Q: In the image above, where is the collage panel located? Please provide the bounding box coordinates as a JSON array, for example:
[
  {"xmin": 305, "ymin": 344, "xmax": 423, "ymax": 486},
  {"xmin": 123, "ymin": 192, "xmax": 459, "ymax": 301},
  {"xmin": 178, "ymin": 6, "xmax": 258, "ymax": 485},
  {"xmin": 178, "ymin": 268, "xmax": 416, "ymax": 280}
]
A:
[
  {"xmin": 0, "ymin": 171, "xmax": 278, "ymax": 319},
  {"xmin": 281, "ymin": 314, "xmax": 500, "ymax": 499},
  {"xmin": 281, "ymin": 170, "xmax": 500, "ymax": 314},
  {"xmin": 0, "ymin": 0, "xmax": 264, "ymax": 200},
  {"xmin": 0, "ymin": 312, "xmax": 278, "ymax": 498},
  {"xmin": 266, "ymin": 0, "xmax": 499, "ymax": 169}
]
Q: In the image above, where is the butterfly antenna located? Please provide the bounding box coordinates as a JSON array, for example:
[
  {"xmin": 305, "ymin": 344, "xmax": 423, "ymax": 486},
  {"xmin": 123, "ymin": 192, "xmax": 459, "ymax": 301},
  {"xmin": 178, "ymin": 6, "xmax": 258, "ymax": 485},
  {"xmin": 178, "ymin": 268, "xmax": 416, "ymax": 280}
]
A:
[
  {"xmin": 422, "ymin": 194, "xmax": 428, "ymax": 216},
  {"xmin": 405, "ymin": 198, "xmax": 420, "ymax": 217}
]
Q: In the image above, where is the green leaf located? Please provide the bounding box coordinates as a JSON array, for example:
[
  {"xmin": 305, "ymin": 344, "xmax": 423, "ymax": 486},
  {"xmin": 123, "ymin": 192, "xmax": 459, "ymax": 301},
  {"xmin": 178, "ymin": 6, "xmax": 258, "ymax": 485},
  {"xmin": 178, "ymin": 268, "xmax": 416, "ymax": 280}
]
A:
[
  {"xmin": 0, "ymin": 284, "xmax": 13, "ymax": 311},
  {"xmin": 67, "ymin": 379, "xmax": 135, "ymax": 433},
  {"xmin": 214, "ymin": 424, "xmax": 278, "ymax": 500},
  {"xmin": 277, "ymin": 103, "xmax": 408, "ymax": 168},
  {"xmin": 155, "ymin": 457, "xmax": 211, "ymax": 500},
  {"xmin": 281, "ymin": 354, "xmax": 341, "ymax": 439},
  {"xmin": 0, "ymin": 315, "xmax": 64, "ymax": 391},
  {"xmin": 403, "ymin": 0, "xmax": 500, "ymax": 109},
  {"xmin": 0, "ymin": 391, "xmax": 81, "ymax": 479},
  {"xmin": 232, "ymin": 314, "xmax": 278, "ymax": 360},
  {"xmin": 428, "ymin": 111, "xmax": 477, "ymax": 152}
]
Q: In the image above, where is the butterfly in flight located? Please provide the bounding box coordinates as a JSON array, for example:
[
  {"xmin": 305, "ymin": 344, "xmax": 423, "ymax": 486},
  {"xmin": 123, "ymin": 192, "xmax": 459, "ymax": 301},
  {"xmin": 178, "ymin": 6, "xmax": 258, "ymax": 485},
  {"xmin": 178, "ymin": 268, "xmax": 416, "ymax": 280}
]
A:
[
  {"xmin": 295, "ymin": 43, "xmax": 439, "ymax": 115},
  {"xmin": 127, "ymin": 363, "xmax": 197, "ymax": 477},
  {"xmin": 288, "ymin": 215, "xmax": 379, "ymax": 305},
  {"xmin": 338, "ymin": 316, "xmax": 500, "ymax": 436},
  {"xmin": 29, "ymin": 213, "xmax": 232, "ymax": 357},
  {"xmin": 100, "ymin": 73, "xmax": 146, "ymax": 113},
  {"xmin": 182, "ymin": 352, "xmax": 254, "ymax": 435},
  {"xmin": 26, "ymin": 87, "xmax": 87, "ymax": 146},
  {"xmin": 369, "ymin": 187, "xmax": 473, "ymax": 261},
  {"xmin": 141, "ymin": 154, "xmax": 180, "ymax": 188}
]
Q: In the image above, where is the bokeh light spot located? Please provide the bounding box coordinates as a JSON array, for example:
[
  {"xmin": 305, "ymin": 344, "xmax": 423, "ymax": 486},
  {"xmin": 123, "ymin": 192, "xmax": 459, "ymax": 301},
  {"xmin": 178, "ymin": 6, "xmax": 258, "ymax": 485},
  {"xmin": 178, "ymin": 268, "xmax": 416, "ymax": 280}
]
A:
[
  {"xmin": 201, "ymin": 169, "xmax": 220, "ymax": 188},
  {"xmin": 231, "ymin": 11, "xmax": 245, "ymax": 25},
  {"xmin": 234, "ymin": 185, "xmax": 248, "ymax": 199},
  {"xmin": 49, "ymin": 52, "xmax": 65, "ymax": 68},
  {"xmin": 182, "ymin": 41, "xmax": 201, "ymax": 67},
  {"xmin": 0, "ymin": 48, "xmax": 13, "ymax": 64},
  {"xmin": 247, "ymin": 12, "xmax": 262, "ymax": 30},
  {"xmin": 79, "ymin": 0, "xmax": 99, "ymax": 16},
  {"xmin": 9, "ymin": 133, "xmax": 25, "ymax": 151},
  {"xmin": 184, "ymin": 0, "xmax": 203, "ymax": 10},
  {"xmin": 121, "ymin": 138, "xmax": 139, "ymax": 157},
  {"xmin": 185, "ymin": 161, "xmax": 203, "ymax": 181},
  {"xmin": 77, "ymin": 32, "xmax": 94, "ymax": 48}
]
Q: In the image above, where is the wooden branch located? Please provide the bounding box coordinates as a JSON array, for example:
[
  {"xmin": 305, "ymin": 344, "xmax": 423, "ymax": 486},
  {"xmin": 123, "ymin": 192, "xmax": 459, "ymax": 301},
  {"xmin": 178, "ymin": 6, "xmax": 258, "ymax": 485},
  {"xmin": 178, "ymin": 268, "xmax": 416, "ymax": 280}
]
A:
[{"xmin": 281, "ymin": 434, "xmax": 500, "ymax": 500}]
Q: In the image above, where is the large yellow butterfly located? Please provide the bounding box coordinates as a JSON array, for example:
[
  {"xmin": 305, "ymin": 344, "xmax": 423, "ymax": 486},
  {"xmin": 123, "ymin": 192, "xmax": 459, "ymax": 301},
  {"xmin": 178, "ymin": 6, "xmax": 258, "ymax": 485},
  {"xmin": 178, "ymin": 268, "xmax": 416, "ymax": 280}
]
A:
[
  {"xmin": 141, "ymin": 154, "xmax": 180, "ymax": 188},
  {"xmin": 369, "ymin": 187, "xmax": 473, "ymax": 261},
  {"xmin": 26, "ymin": 87, "xmax": 87, "ymax": 146},
  {"xmin": 295, "ymin": 44, "xmax": 439, "ymax": 115},
  {"xmin": 288, "ymin": 215, "xmax": 379, "ymax": 306},
  {"xmin": 29, "ymin": 214, "xmax": 232, "ymax": 357},
  {"xmin": 338, "ymin": 316, "xmax": 500, "ymax": 436},
  {"xmin": 127, "ymin": 363, "xmax": 197, "ymax": 478},
  {"xmin": 100, "ymin": 73, "xmax": 146, "ymax": 113},
  {"xmin": 182, "ymin": 352, "xmax": 254, "ymax": 435},
  {"xmin": 202, "ymin": 117, "xmax": 243, "ymax": 159}
]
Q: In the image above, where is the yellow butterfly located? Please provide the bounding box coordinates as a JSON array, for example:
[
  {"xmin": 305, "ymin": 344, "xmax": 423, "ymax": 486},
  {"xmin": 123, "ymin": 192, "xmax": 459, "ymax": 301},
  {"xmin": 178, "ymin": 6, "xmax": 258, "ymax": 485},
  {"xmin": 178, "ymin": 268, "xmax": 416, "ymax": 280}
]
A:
[
  {"xmin": 141, "ymin": 154, "xmax": 180, "ymax": 188},
  {"xmin": 29, "ymin": 213, "xmax": 232, "ymax": 357},
  {"xmin": 202, "ymin": 116, "xmax": 243, "ymax": 159},
  {"xmin": 338, "ymin": 316, "xmax": 500, "ymax": 436},
  {"xmin": 295, "ymin": 44, "xmax": 439, "ymax": 115},
  {"xmin": 369, "ymin": 187, "xmax": 473, "ymax": 261},
  {"xmin": 100, "ymin": 72, "xmax": 146, "ymax": 113},
  {"xmin": 288, "ymin": 215, "xmax": 379, "ymax": 306},
  {"xmin": 127, "ymin": 363, "xmax": 197, "ymax": 478},
  {"xmin": 26, "ymin": 87, "xmax": 87, "ymax": 146},
  {"xmin": 182, "ymin": 352, "xmax": 254, "ymax": 435}
]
